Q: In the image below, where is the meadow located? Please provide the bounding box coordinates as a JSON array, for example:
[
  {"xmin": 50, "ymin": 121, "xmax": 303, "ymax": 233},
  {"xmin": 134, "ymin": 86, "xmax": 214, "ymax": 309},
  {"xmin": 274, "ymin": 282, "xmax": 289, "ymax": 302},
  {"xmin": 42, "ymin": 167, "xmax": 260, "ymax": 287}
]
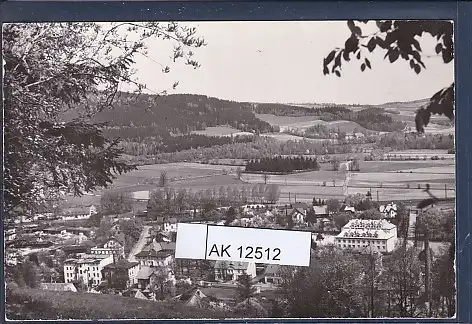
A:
[
  {"xmin": 256, "ymin": 113, "xmax": 370, "ymax": 134},
  {"xmin": 6, "ymin": 287, "xmax": 227, "ymax": 320},
  {"xmin": 63, "ymin": 149, "xmax": 455, "ymax": 207},
  {"xmin": 191, "ymin": 126, "xmax": 254, "ymax": 137}
]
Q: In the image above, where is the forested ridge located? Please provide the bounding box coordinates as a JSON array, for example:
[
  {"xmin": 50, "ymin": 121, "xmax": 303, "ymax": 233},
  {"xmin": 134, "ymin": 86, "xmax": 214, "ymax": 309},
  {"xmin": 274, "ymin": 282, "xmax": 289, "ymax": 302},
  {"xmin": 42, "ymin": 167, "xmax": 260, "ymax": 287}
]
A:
[{"xmin": 255, "ymin": 104, "xmax": 407, "ymax": 132}]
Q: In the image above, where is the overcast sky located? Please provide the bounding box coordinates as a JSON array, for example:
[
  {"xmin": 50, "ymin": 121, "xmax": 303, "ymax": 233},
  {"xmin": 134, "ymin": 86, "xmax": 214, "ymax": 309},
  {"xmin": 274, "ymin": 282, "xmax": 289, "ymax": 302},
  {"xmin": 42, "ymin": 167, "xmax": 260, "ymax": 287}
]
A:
[{"xmin": 129, "ymin": 21, "xmax": 454, "ymax": 105}]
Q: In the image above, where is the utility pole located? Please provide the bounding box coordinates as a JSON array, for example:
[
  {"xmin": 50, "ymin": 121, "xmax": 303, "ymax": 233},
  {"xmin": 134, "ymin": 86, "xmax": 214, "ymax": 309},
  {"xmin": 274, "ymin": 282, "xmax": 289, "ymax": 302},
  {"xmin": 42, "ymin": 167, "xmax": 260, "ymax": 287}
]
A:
[
  {"xmin": 444, "ymin": 184, "xmax": 447, "ymax": 199},
  {"xmin": 376, "ymin": 190, "xmax": 379, "ymax": 202},
  {"xmin": 289, "ymin": 192, "xmax": 291, "ymax": 204}
]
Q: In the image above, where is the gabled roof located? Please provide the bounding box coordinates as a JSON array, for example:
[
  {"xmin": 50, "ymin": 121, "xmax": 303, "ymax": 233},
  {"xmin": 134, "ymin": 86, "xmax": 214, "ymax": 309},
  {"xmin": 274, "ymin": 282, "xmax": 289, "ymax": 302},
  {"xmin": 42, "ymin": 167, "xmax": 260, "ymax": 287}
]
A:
[
  {"xmin": 136, "ymin": 266, "xmax": 155, "ymax": 280},
  {"xmin": 289, "ymin": 208, "xmax": 305, "ymax": 216},
  {"xmin": 142, "ymin": 241, "xmax": 176, "ymax": 252},
  {"xmin": 135, "ymin": 249, "xmax": 172, "ymax": 259}
]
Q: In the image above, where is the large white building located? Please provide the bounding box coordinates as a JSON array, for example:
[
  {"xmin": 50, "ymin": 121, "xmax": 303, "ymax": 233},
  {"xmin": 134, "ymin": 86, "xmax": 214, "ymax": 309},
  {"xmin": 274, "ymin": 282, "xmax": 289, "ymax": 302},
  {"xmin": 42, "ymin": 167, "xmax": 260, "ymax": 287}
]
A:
[
  {"xmin": 335, "ymin": 219, "xmax": 398, "ymax": 253},
  {"xmin": 64, "ymin": 253, "xmax": 114, "ymax": 287}
]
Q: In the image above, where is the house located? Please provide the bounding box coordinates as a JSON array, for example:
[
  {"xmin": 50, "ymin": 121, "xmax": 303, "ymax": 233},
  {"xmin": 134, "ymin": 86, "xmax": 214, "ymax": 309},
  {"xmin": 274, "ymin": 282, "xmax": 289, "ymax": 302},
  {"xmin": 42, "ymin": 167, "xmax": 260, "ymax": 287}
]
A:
[
  {"xmin": 39, "ymin": 283, "xmax": 78, "ymax": 292},
  {"xmin": 334, "ymin": 219, "xmax": 398, "ymax": 253},
  {"xmin": 214, "ymin": 261, "xmax": 257, "ymax": 282},
  {"xmin": 344, "ymin": 206, "xmax": 356, "ymax": 213},
  {"xmin": 289, "ymin": 208, "xmax": 307, "ymax": 224},
  {"xmin": 90, "ymin": 236, "xmax": 125, "ymax": 259},
  {"xmin": 163, "ymin": 218, "xmax": 178, "ymax": 232},
  {"xmin": 63, "ymin": 253, "xmax": 114, "ymax": 287},
  {"xmin": 261, "ymin": 264, "xmax": 282, "ymax": 285},
  {"xmin": 135, "ymin": 249, "xmax": 173, "ymax": 267},
  {"xmin": 379, "ymin": 202, "xmax": 397, "ymax": 219},
  {"xmin": 141, "ymin": 241, "xmax": 176, "ymax": 253},
  {"xmin": 102, "ymin": 259, "xmax": 141, "ymax": 289},
  {"xmin": 136, "ymin": 265, "xmax": 175, "ymax": 291},
  {"xmin": 174, "ymin": 288, "xmax": 208, "ymax": 308}
]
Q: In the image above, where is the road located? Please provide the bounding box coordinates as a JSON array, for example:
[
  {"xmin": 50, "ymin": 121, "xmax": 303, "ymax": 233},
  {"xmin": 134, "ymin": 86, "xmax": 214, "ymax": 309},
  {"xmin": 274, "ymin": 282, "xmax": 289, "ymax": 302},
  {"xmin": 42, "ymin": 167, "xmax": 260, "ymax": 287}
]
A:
[{"xmin": 128, "ymin": 225, "xmax": 152, "ymax": 262}]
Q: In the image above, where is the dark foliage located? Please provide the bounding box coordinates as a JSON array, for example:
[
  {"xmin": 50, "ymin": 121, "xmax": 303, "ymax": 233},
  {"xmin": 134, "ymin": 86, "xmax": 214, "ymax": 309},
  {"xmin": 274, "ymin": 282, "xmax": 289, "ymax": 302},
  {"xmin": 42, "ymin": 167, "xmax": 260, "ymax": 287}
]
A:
[
  {"xmin": 323, "ymin": 20, "xmax": 454, "ymax": 133},
  {"xmin": 246, "ymin": 156, "xmax": 320, "ymax": 173}
]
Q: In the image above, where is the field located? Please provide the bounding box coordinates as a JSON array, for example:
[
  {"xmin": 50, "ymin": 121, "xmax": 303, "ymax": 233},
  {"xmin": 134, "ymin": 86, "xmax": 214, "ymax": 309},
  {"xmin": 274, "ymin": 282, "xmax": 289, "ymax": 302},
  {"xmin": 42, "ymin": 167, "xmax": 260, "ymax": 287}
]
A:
[
  {"xmin": 64, "ymin": 149, "xmax": 455, "ymax": 207},
  {"xmin": 256, "ymin": 113, "xmax": 370, "ymax": 134},
  {"xmin": 191, "ymin": 126, "xmax": 254, "ymax": 137},
  {"xmin": 260, "ymin": 133, "xmax": 334, "ymax": 143}
]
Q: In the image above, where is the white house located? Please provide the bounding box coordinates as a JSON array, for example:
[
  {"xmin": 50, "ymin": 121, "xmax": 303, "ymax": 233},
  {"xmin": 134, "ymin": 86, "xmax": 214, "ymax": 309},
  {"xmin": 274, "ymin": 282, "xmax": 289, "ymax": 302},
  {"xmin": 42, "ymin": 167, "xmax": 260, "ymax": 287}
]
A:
[
  {"xmin": 335, "ymin": 219, "xmax": 398, "ymax": 253},
  {"xmin": 63, "ymin": 254, "xmax": 114, "ymax": 287},
  {"xmin": 90, "ymin": 236, "xmax": 125, "ymax": 258},
  {"xmin": 135, "ymin": 249, "xmax": 173, "ymax": 267},
  {"xmin": 288, "ymin": 207, "xmax": 307, "ymax": 224},
  {"xmin": 102, "ymin": 259, "xmax": 141, "ymax": 288},
  {"xmin": 163, "ymin": 219, "xmax": 178, "ymax": 232},
  {"xmin": 379, "ymin": 202, "xmax": 397, "ymax": 219},
  {"xmin": 214, "ymin": 261, "xmax": 257, "ymax": 281}
]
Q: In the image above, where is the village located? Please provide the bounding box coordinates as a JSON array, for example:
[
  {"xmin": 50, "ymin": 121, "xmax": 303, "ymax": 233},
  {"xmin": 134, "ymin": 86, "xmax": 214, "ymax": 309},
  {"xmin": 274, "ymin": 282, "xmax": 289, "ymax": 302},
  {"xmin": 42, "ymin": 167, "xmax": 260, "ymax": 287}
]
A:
[{"xmin": 4, "ymin": 183, "xmax": 454, "ymax": 317}]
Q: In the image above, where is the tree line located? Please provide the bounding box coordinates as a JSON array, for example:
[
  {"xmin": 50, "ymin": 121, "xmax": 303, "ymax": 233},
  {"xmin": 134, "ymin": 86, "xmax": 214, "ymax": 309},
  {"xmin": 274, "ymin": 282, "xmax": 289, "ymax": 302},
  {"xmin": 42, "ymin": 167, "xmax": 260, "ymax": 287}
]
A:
[
  {"xmin": 146, "ymin": 183, "xmax": 281, "ymax": 220},
  {"xmin": 117, "ymin": 134, "xmax": 253, "ymax": 155},
  {"xmin": 245, "ymin": 156, "xmax": 320, "ymax": 173}
]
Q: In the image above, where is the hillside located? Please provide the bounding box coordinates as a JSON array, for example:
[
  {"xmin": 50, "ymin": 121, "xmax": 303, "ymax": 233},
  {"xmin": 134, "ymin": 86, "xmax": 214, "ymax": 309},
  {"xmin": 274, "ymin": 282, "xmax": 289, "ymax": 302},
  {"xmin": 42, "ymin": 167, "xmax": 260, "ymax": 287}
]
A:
[
  {"xmin": 6, "ymin": 287, "xmax": 230, "ymax": 320},
  {"xmin": 94, "ymin": 93, "xmax": 273, "ymax": 135}
]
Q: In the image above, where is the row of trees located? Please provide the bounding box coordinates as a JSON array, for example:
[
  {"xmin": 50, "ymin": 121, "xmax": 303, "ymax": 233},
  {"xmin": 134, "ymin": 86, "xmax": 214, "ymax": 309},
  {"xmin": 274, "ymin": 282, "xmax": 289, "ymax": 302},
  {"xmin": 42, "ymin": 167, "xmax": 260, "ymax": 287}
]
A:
[
  {"xmin": 147, "ymin": 184, "xmax": 281, "ymax": 219},
  {"xmin": 122, "ymin": 131, "xmax": 454, "ymax": 167},
  {"xmin": 245, "ymin": 156, "xmax": 320, "ymax": 173},
  {"xmin": 117, "ymin": 133, "xmax": 253, "ymax": 155}
]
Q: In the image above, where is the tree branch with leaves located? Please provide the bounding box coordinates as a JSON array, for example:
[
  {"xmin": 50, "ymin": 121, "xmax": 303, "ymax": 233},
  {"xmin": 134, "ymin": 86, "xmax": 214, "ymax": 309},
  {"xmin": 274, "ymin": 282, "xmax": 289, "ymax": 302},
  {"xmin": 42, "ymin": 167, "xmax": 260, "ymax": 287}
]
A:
[
  {"xmin": 3, "ymin": 22, "xmax": 205, "ymax": 216},
  {"xmin": 323, "ymin": 20, "xmax": 454, "ymax": 133}
]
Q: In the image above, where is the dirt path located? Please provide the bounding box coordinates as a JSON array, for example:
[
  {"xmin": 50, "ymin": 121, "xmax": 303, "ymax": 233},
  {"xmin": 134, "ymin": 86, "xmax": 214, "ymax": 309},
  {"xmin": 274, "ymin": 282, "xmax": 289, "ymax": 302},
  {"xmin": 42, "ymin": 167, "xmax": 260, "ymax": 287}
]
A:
[{"xmin": 128, "ymin": 225, "xmax": 152, "ymax": 262}]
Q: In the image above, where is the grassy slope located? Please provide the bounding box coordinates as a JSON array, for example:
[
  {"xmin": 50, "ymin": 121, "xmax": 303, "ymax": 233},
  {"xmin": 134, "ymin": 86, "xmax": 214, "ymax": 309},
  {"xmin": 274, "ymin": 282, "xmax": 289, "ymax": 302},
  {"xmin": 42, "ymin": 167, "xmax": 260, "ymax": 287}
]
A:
[{"xmin": 6, "ymin": 287, "xmax": 230, "ymax": 320}]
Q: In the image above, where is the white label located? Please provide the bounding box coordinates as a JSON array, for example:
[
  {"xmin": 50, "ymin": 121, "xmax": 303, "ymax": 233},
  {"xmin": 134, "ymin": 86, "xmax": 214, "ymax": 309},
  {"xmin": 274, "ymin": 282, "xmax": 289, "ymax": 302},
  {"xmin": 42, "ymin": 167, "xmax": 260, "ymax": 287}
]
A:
[{"xmin": 175, "ymin": 223, "xmax": 311, "ymax": 267}]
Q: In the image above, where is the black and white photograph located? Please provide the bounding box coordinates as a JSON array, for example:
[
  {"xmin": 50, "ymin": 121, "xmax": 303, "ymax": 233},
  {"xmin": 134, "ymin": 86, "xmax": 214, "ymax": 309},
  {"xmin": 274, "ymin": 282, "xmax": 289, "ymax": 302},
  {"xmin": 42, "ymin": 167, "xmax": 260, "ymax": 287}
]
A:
[{"xmin": 3, "ymin": 20, "xmax": 455, "ymax": 320}]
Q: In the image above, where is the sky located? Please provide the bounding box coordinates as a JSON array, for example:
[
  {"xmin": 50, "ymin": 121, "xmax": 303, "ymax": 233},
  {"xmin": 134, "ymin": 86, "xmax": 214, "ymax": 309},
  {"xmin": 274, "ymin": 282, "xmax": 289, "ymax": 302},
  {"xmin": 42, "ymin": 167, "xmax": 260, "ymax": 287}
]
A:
[{"xmin": 127, "ymin": 21, "xmax": 454, "ymax": 105}]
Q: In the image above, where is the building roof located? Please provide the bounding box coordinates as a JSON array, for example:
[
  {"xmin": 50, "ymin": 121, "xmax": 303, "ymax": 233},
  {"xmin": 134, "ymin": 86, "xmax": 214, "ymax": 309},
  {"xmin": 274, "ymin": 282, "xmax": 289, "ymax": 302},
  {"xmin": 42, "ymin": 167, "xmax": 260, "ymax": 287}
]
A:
[
  {"xmin": 135, "ymin": 249, "xmax": 172, "ymax": 259},
  {"xmin": 337, "ymin": 219, "xmax": 397, "ymax": 240},
  {"xmin": 290, "ymin": 208, "xmax": 305, "ymax": 216},
  {"xmin": 142, "ymin": 241, "xmax": 176, "ymax": 252},
  {"xmin": 136, "ymin": 266, "xmax": 155, "ymax": 280},
  {"xmin": 292, "ymin": 202, "xmax": 310, "ymax": 210},
  {"xmin": 64, "ymin": 253, "xmax": 111, "ymax": 264},
  {"xmin": 103, "ymin": 259, "xmax": 139, "ymax": 270},
  {"xmin": 313, "ymin": 205, "xmax": 328, "ymax": 215},
  {"xmin": 136, "ymin": 265, "xmax": 172, "ymax": 280},
  {"xmin": 214, "ymin": 260, "xmax": 251, "ymax": 270}
]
